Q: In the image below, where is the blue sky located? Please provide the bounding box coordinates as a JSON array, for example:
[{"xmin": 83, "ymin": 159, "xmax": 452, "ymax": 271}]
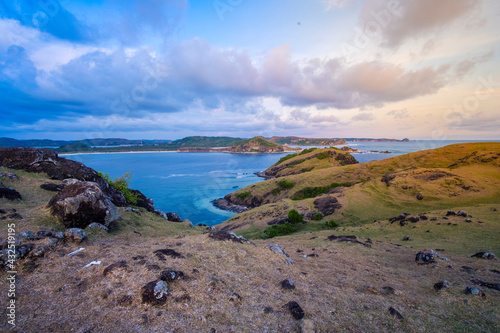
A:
[{"xmin": 0, "ymin": 0, "xmax": 499, "ymax": 140}]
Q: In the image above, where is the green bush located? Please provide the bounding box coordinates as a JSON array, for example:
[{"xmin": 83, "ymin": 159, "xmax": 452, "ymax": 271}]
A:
[
  {"xmin": 325, "ymin": 220, "xmax": 339, "ymax": 229},
  {"xmin": 299, "ymin": 148, "xmax": 317, "ymax": 155},
  {"xmin": 274, "ymin": 153, "xmax": 297, "ymax": 165},
  {"xmin": 235, "ymin": 191, "xmax": 252, "ymax": 201},
  {"xmin": 98, "ymin": 171, "xmax": 138, "ymax": 205},
  {"xmin": 312, "ymin": 212, "xmax": 323, "ymax": 220},
  {"xmin": 271, "ymin": 188, "xmax": 281, "ymax": 195},
  {"xmin": 288, "ymin": 209, "xmax": 304, "ymax": 224},
  {"xmin": 316, "ymin": 151, "xmax": 331, "ymax": 160},
  {"xmin": 261, "ymin": 223, "xmax": 297, "ymax": 238},
  {"xmin": 277, "ymin": 180, "xmax": 295, "ymax": 189}
]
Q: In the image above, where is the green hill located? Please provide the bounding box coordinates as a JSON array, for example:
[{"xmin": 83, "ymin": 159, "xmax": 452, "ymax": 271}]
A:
[{"xmin": 227, "ymin": 136, "xmax": 299, "ymax": 153}]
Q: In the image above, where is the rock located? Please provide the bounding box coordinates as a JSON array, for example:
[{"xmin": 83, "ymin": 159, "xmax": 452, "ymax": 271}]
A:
[
  {"xmin": 159, "ymin": 270, "xmax": 185, "ymax": 282},
  {"xmin": 29, "ymin": 246, "xmax": 47, "ymax": 258},
  {"xmin": 229, "ymin": 292, "xmax": 242, "ymax": 303},
  {"xmin": 0, "ymin": 213, "xmax": 23, "ymax": 220},
  {"xmin": 381, "ymin": 172, "xmax": 396, "ymax": 186},
  {"xmin": 403, "ymin": 235, "xmax": 410, "ymax": 241},
  {"xmin": 125, "ymin": 207, "xmax": 141, "ymax": 214},
  {"xmin": 63, "ymin": 228, "xmax": 87, "ymax": 244},
  {"xmin": 53, "ymin": 231, "xmax": 64, "ymax": 239},
  {"xmin": 47, "ymin": 181, "xmax": 120, "ymax": 229},
  {"xmin": 284, "ymin": 301, "xmax": 305, "ymax": 320},
  {"xmin": 419, "ymin": 214, "xmax": 428, "ymax": 220},
  {"xmin": 267, "ymin": 217, "xmax": 290, "ymax": 225},
  {"xmin": 388, "ymin": 307, "xmax": 404, "ymax": 320},
  {"xmin": 154, "ymin": 249, "xmax": 184, "ymax": 260},
  {"xmin": 470, "ymin": 278, "xmax": 500, "ymax": 292},
  {"xmin": 40, "ymin": 183, "xmax": 65, "ymax": 192},
  {"xmin": 86, "ymin": 222, "xmax": 109, "ymax": 233},
  {"xmin": 267, "ymin": 244, "xmax": 293, "ymax": 264},
  {"xmin": 0, "ymin": 187, "xmax": 22, "ymax": 200},
  {"xmin": 382, "ymin": 286, "xmax": 395, "ymax": 295},
  {"xmin": 141, "ymin": 280, "xmax": 169, "ymax": 305},
  {"xmin": 416, "ymin": 192, "xmax": 423, "ymax": 200},
  {"xmin": 313, "ymin": 196, "xmax": 341, "ymax": 216},
  {"xmin": 0, "ymin": 249, "xmax": 16, "ymax": 268},
  {"xmin": 16, "ymin": 243, "xmax": 34, "ymax": 259},
  {"xmin": 471, "ymin": 252, "xmax": 497, "ymax": 260},
  {"xmin": 103, "ymin": 261, "xmax": 129, "ymax": 277},
  {"xmin": 166, "ymin": 212, "xmax": 182, "ymax": 222},
  {"xmin": 212, "ymin": 198, "xmax": 248, "ymax": 213},
  {"xmin": 37, "ymin": 231, "xmax": 53, "ymax": 238},
  {"xmin": 130, "ymin": 189, "xmax": 155, "ymax": 212},
  {"xmin": 465, "ymin": 218, "xmax": 472, "ymax": 222},
  {"xmin": 415, "ymin": 249, "xmax": 449, "ymax": 263},
  {"xmin": 154, "ymin": 210, "xmax": 169, "ymax": 220},
  {"xmin": 46, "ymin": 238, "xmax": 60, "ymax": 248},
  {"xmin": 434, "ymin": 280, "xmax": 450, "ymax": 291},
  {"xmin": 446, "ymin": 210, "xmax": 456, "ymax": 216},
  {"xmin": 263, "ymin": 306, "xmax": 274, "ymax": 314},
  {"xmin": 457, "ymin": 210, "xmax": 467, "ymax": 217},
  {"xmin": 281, "ymin": 279, "xmax": 296, "ymax": 290},
  {"xmin": 408, "ymin": 216, "xmax": 420, "ymax": 223},
  {"xmin": 0, "ymin": 172, "xmax": 18, "ymax": 180},
  {"xmin": 17, "ymin": 231, "xmax": 36, "ymax": 242},
  {"xmin": 464, "ymin": 286, "xmax": 485, "ymax": 296},
  {"xmin": 327, "ymin": 235, "xmax": 371, "ymax": 247},
  {"xmin": 208, "ymin": 231, "xmax": 251, "ymax": 244}
]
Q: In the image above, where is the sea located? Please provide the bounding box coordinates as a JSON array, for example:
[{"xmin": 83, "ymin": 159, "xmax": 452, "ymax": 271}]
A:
[{"xmin": 64, "ymin": 140, "xmax": 497, "ymax": 226}]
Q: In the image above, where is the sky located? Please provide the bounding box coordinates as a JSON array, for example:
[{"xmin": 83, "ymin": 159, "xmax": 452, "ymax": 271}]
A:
[{"xmin": 0, "ymin": 0, "xmax": 499, "ymax": 141}]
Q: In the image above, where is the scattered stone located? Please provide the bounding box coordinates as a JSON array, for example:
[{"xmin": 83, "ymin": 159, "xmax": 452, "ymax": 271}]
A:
[
  {"xmin": 446, "ymin": 210, "xmax": 456, "ymax": 216},
  {"xmin": 64, "ymin": 228, "xmax": 87, "ymax": 244},
  {"xmin": 117, "ymin": 295, "xmax": 133, "ymax": 306},
  {"xmin": 419, "ymin": 215, "xmax": 428, "ymax": 220},
  {"xmin": 267, "ymin": 244, "xmax": 293, "ymax": 264},
  {"xmin": 130, "ymin": 189, "xmax": 155, "ymax": 212},
  {"xmin": 0, "ymin": 187, "xmax": 22, "ymax": 200},
  {"xmin": 229, "ymin": 292, "xmax": 242, "ymax": 302},
  {"xmin": 154, "ymin": 249, "xmax": 184, "ymax": 260},
  {"xmin": 457, "ymin": 210, "xmax": 467, "ymax": 217},
  {"xmin": 18, "ymin": 231, "xmax": 36, "ymax": 242},
  {"xmin": 403, "ymin": 235, "xmax": 410, "ymax": 241},
  {"xmin": 40, "ymin": 183, "xmax": 65, "ymax": 192},
  {"xmin": 103, "ymin": 261, "xmax": 129, "ymax": 277},
  {"xmin": 212, "ymin": 197, "xmax": 248, "ymax": 213},
  {"xmin": 471, "ymin": 252, "xmax": 497, "ymax": 260},
  {"xmin": 154, "ymin": 210, "xmax": 169, "ymax": 220},
  {"xmin": 313, "ymin": 196, "xmax": 342, "ymax": 216},
  {"xmin": 47, "ymin": 181, "xmax": 121, "ymax": 229},
  {"xmin": 471, "ymin": 278, "xmax": 500, "ymax": 292},
  {"xmin": 208, "ymin": 231, "xmax": 251, "ymax": 244},
  {"xmin": 267, "ymin": 217, "xmax": 290, "ymax": 225},
  {"xmin": 141, "ymin": 280, "xmax": 169, "ymax": 305},
  {"xmin": 125, "ymin": 207, "xmax": 141, "ymax": 214},
  {"xmin": 388, "ymin": 307, "xmax": 404, "ymax": 320},
  {"xmin": 434, "ymin": 280, "xmax": 450, "ymax": 291},
  {"xmin": 408, "ymin": 216, "xmax": 420, "ymax": 223},
  {"xmin": 416, "ymin": 192, "xmax": 423, "ymax": 200},
  {"xmin": 46, "ymin": 238, "xmax": 60, "ymax": 248},
  {"xmin": 382, "ymin": 286, "xmax": 395, "ymax": 295},
  {"xmin": 29, "ymin": 246, "xmax": 47, "ymax": 258},
  {"xmin": 86, "ymin": 222, "xmax": 110, "ymax": 233},
  {"xmin": 281, "ymin": 279, "xmax": 296, "ymax": 290},
  {"xmin": 263, "ymin": 306, "xmax": 274, "ymax": 314},
  {"xmin": 0, "ymin": 213, "xmax": 23, "ymax": 220},
  {"xmin": 284, "ymin": 301, "xmax": 305, "ymax": 320},
  {"xmin": 327, "ymin": 235, "xmax": 371, "ymax": 247},
  {"xmin": 37, "ymin": 231, "xmax": 53, "ymax": 238},
  {"xmin": 464, "ymin": 286, "xmax": 485, "ymax": 296},
  {"xmin": 166, "ymin": 212, "xmax": 182, "ymax": 222},
  {"xmin": 465, "ymin": 218, "xmax": 472, "ymax": 222},
  {"xmin": 53, "ymin": 231, "xmax": 64, "ymax": 239},
  {"xmin": 16, "ymin": 243, "xmax": 34, "ymax": 259},
  {"xmin": 460, "ymin": 266, "xmax": 476, "ymax": 273},
  {"xmin": 415, "ymin": 249, "xmax": 449, "ymax": 263},
  {"xmin": 159, "ymin": 270, "xmax": 185, "ymax": 282},
  {"xmin": 0, "ymin": 172, "xmax": 18, "ymax": 180}
]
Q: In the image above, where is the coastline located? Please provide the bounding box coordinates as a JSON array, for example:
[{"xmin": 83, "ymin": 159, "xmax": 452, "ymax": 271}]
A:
[{"xmin": 59, "ymin": 150, "xmax": 179, "ymax": 156}]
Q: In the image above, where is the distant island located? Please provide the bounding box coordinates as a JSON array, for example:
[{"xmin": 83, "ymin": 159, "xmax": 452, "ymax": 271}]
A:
[
  {"xmin": 268, "ymin": 136, "xmax": 346, "ymax": 146},
  {"xmin": 344, "ymin": 138, "xmax": 410, "ymax": 142}
]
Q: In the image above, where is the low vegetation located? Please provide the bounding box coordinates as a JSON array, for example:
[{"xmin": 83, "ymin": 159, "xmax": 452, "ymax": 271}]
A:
[
  {"xmin": 261, "ymin": 222, "xmax": 297, "ymax": 238},
  {"xmin": 98, "ymin": 171, "xmax": 138, "ymax": 205}
]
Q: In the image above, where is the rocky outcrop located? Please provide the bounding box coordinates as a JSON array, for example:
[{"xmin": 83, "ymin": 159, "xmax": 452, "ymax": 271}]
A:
[
  {"xmin": 0, "ymin": 187, "xmax": 22, "ymax": 200},
  {"xmin": 47, "ymin": 181, "xmax": 120, "ymax": 229},
  {"xmin": 313, "ymin": 196, "xmax": 342, "ymax": 216},
  {"xmin": 130, "ymin": 189, "xmax": 155, "ymax": 212},
  {"xmin": 212, "ymin": 197, "xmax": 248, "ymax": 213}
]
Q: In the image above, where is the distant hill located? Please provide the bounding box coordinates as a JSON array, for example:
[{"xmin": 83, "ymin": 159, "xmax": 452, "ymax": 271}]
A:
[
  {"xmin": 226, "ymin": 136, "xmax": 300, "ymax": 153},
  {"xmin": 344, "ymin": 138, "xmax": 410, "ymax": 142},
  {"xmin": 170, "ymin": 136, "xmax": 242, "ymax": 148},
  {"xmin": 268, "ymin": 136, "xmax": 346, "ymax": 146},
  {"xmin": 0, "ymin": 137, "xmax": 74, "ymax": 148}
]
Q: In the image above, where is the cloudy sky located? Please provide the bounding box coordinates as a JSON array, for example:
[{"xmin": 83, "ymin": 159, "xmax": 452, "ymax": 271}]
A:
[{"xmin": 1, "ymin": 0, "xmax": 499, "ymax": 140}]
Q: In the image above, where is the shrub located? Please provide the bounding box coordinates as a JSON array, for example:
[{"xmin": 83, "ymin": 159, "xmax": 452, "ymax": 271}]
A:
[
  {"xmin": 288, "ymin": 209, "xmax": 303, "ymax": 224},
  {"xmin": 98, "ymin": 171, "xmax": 138, "ymax": 205},
  {"xmin": 299, "ymin": 148, "xmax": 317, "ymax": 155},
  {"xmin": 292, "ymin": 182, "xmax": 353, "ymax": 200},
  {"xmin": 300, "ymin": 167, "xmax": 313, "ymax": 173},
  {"xmin": 312, "ymin": 212, "xmax": 323, "ymax": 220},
  {"xmin": 277, "ymin": 180, "xmax": 295, "ymax": 189},
  {"xmin": 325, "ymin": 220, "xmax": 339, "ymax": 229},
  {"xmin": 235, "ymin": 191, "xmax": 252, "ymax": 201},
  {"xmin": 271, "ymin": 188, "xmax": 281, "ymax": 196},
  {"xmin": 316, "ymin": 151, "xmax": 331, "ymax": 160},
  {"xmin": 261, "ymin": 223, "xmax": 297, "ymax": 238},
  {"xmin": 275, "ymin": 153, "xmax": 297, "ymax": 165}
]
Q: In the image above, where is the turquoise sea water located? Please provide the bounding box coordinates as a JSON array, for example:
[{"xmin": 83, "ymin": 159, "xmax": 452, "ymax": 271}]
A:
[{"xmin": 65, "ymin": 140, "xmax": 497, "ymax": 226}]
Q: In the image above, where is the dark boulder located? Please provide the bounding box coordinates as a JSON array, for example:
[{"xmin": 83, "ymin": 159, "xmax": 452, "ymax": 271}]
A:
[
  {"xmin": 40, "ymin": 183, "xmax": 65, "ymax": 192},
  {"xmin": 47, "ymin": 181, "xmax": 120, "ymax": 229},
  {"xmin": 103, "ymin": 261, "xmax": 129, "ymax": 277},
  {"xmin": 471, "ymin": 252, "xmax": 497, "ymax": 260},
  {"xmin": 381, "ymin": 172, "xmax": 396, "ymax": 186},
  {"xmin": 86, "ymin": 222, "xmax": 110, "ymax": 232},
  {"xmin": 284, "ymin": 301, "xmax": 305, "ymax": 320},
  {"xmin": 0, "ymin": 213, "xmax": 23, "ymax": 220},
  {"xmin": 446, "ymin": 210, "xmax": 456, "ymax": 216},
  {"xmin": 16, "ymin": 243, "xmax": 34, "ymax": 259},
  {"xmin": 208, "ymin": 231, "xmax": 250, "ymax": 244},
  {"xmin": 281, "ymin": 279, "xmax": 296, "ymax": 290},
  {"xmin": 154, "ymin": 249, "xmax": 184, "ymax": 260},
  {"xmin": 388, "ymin": 307, "xmax": 404, "ymax": 320},
  {"xmin": 457, "ymin": 210, "xmax": 467, "ymax": 217},
  {"xmin": 313, "ymin": 196, "xmax": 342, "ymax": 216},
  {"xmin": 212, "ymin": 197, "xmax": 248, "ymax": 213},
  {"xmin": 141, "ymin": 280, "xmax": 169, "ymax": 305},
  {"xmin": 0, "ymin": 187, "xmax": 22, "ymax": 200},
  {"xmin": 37, "ymin": 231, "xmax": 53, "ymax": 238},
  {"xmin": 434, "ymin": 280, "xmax": 450, "ymax": 291},
  {"xmin": 267, "ymin": 217, "xmax": 290, "ymax": 225},
  {"xmin": 408, "ymin": 216, "xmax": 420, "ymax": 223},
  {"xmin": 416, "ymin": 192, "xmax": 423, "ymax": 200},
  {"xmin": 130, "ymin": 189, "xmax": 155, "ymax": 212},
  {"xmin": 166, "ymin": 212, "xmax": 182, "ymax": 222},
  {"xmin": 159, "ymin": 270, "xmax": 185, "ymax": 282}
]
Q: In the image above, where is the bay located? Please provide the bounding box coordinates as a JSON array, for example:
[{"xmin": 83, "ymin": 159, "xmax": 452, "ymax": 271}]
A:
[{"xmin": 65, "ymin": 140, "xmax": 498, "ymax": 226}]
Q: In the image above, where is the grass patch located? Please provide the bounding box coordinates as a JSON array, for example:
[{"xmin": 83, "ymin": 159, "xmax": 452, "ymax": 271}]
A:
[
  {"xmin": 292, "ymin": 182, "xmax": 353, "ymax": 200},
  {"xmin": 324, "ymin": 220, "xmax": 339, "ymax": 228},
  {"xmin": 235, "ymin": 191, "xmax": 252, "ymax": 201}
]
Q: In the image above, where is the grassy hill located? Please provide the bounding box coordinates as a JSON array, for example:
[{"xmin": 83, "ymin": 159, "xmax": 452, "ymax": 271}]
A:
[
  {"xmin": 268, "ymin": 136, "xmax": 346, "ymax": 146},
  {"xmin": 227, "ymin": 136, "xmax": 299, "ymax": 153}
]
